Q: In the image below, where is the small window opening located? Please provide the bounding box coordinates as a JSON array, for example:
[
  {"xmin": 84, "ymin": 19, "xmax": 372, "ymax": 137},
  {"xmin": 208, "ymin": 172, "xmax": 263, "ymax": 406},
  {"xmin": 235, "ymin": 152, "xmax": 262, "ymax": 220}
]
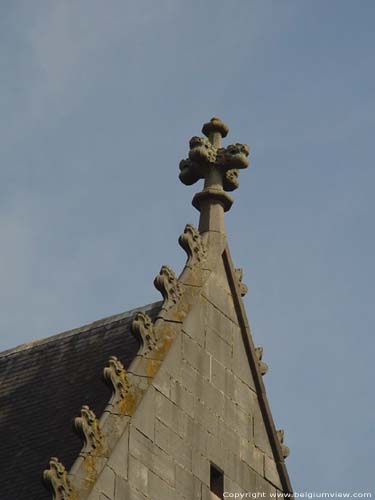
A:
[{"xmin": 210, "ymin": 463, "xmax": 224, "ymax": 499}]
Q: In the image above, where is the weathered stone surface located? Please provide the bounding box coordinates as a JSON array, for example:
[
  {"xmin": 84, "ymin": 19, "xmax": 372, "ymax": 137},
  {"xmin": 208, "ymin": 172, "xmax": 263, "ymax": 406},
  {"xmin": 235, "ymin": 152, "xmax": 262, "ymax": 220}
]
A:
[
  {"xmin": 183, "ymin": 334, "xmax": 211, "ymax": 379},
  {"xmin": 170, "ymin": 379, "xmax": 195, "ymax": 417},
  {"xmin": 176, "ymin": 463, "xmax": 201, "ymax": 500},
  {"xmin": 96, "ymin": 466, "xmax": 115, "ymax": 499},
  {"xmin": 255, "ymin": 474, "xmax": 278, "ymax": 499},
  {"xmin": 264, "ymin": 455, "xmax": 283, "ymax": 490},
  {"xmin": 233, "ymin": 374, "xmax": 257, "ymax": 415},
  {"xmin": 233, "ymin": 329, "xmax": 256, "ymax": 389},
  {"xmin": 155, "ymin": 389, "xmax": 186, "ymax": 437},
  {"xmin": 114, "ymin": 476, "xmax": 147, "ymax": 500},
  {"xmin": 210, "ymin": 357, "xmax": 234, "ymax": 398},
  {"xmin": 155, "ymin": 419, "xmax": 192, "ymax": 470},
  {"xmin": 192, "ymin": 449, "xmax": 210, "ymax": 486},
  {"xmin": 206, "ymin": 326, "xmax": 232, "ymax": 368},
  {"xmin": 129, "ymin": 425, "xmax": 175, "ymax": 486},
  {"xmin": 254, "ymin": 404, "xmax": 274, "ymax": 458},
  {"xmin": 182, "ymin": 300, "xmax": 207, "ymax": 346},
  {"xmin": 128, "ymin": 456, "xmax": 148, "ymax": 496},
  {"xmin": 224, "ymin": 477, "xmax": 247, "ymax": 497},
  {"xmin": 131, "ymin": 386, "xmax": 156, "ymax": 441},
  {"xmin": 107, "ymin": 428, "xmax": 129, "ymax": 480},
  {"xmin": 148, "ymin": 470, "xmax": 176, "ymax": 500},
  {"xmin": 223, "ymin": 396, "xmax": 253, "ymax": 443},
  {"xmin": 240, "ymin": 438, "xmax": 265, "ymax": 475}
]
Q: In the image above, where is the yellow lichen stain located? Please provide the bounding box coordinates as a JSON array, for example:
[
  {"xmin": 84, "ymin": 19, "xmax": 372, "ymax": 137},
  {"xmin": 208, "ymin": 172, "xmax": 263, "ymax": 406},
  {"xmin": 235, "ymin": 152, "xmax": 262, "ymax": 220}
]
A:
[
  {"xmin": 147, "ymin": 358, "xmax": 161, "ymax": 378},
  {"xmin": 69, "ymin": 489, "xmax": 79, "ymax": 500},
  {"xmin": 83, "ymin": 454, "xmax": 98, "ymax": 489},
  {"xmin": 118, "ymin": 391, "xmax": 136, "ymax": 416}
]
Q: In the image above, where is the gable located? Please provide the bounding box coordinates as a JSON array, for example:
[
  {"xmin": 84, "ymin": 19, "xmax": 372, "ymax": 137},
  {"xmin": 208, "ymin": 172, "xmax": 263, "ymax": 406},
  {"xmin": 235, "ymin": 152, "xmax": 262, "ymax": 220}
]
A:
[
  {"xmin": 76, "ymin": 235, "xmax": 291, "ymax": 499},
  {"xmin": 38, "ymin": 117, "xmax": 292, "ymax": 500}
]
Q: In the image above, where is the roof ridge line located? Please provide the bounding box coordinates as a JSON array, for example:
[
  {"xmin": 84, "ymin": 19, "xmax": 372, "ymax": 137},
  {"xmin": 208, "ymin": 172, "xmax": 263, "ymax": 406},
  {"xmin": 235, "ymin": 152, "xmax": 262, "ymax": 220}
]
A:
[{"xmin": 0, "ymin": 300, "xmax": 162, "ymax": 360}]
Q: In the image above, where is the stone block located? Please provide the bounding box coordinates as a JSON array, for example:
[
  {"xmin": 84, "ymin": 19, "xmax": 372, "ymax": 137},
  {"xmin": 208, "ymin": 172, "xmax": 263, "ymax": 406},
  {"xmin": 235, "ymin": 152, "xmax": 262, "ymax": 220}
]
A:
[
  {"xmin": 233, "ymin": 375, "xmax": 257, "ymax": 415},
  {"xmin": 201, "ymin": 484, "xmax": 214, "ymax": 500},
  {"xmin": 253, "ymin": 406, "xmax": 273, "ymax": 458},
  {"xmin": 199, "ymin": 377, "xmax": 225, "ymax": 417},
  {"xmin": 192, "ymin": 449, "xmax": 210, "ymax": 486},
  {"xmin": 255, "ymin": 474, "xmax": 278, "ymax": 499},
  {"xmin": 240, "ymin": 438, "xmax": 264, "ymax": 475},
  {"xmin": 211, "ymin": 358, "xmax": 234, "ymax": 398},
  {"xmin": 183, "ymin": 334, "xmax": 211, "ymax": 379},
  {"xmin": 87, "ymin": 488, "xmax": 101, "ymax": 500},
  {"xmin": 207, "ymin": 432, "xmax": 226, "ymax": 471},
  {"xmin": 182, "ymin": 301, "xmax": 208, "ymax": 346},
  {"xmin": 202, "ymin": 273, "xmax": 237, "ymax": 324},
  {"xmin": 206, "ymin": 327, "xmax": 232, "ymax": 368},
  {"xmin": 128, "ymin": 456, "xmax": 148, "ymax": 496},
  {"xmin": 232, "ymin": 329, "xmax": 256, "ymax": 390},
  {"xmin": 154, "ymin": 333, "xmax": 182, "ymax": 383},
  {"xmin": 218, "ymin": 420, "xmax": 241, "ymax": 455},
  {"xmin": 107, "ymin": 428, "xmax": 128, "ymax": 480},
  {"xmin": 190, "ymin": 420, "xmax": 208, "ymax": 455},
  {"xmin": 152, "ymin": 362, "xmax": 172, "ymax": 398},
  {"xmin": 148, "ymin": 470, "xmax": 176, "ymax": 500},
  {"xmin": 171, "ymin": 379, "xmax": 195, "ymax": 417},
  {"xmin": 155, "ymin": 389, "xmax": 185, "ymax": 436},
  {"xmin": 206, "ymin": 302, "xmax": 235, "ymax": 344},
  {"xmin": 132, "ymin": 386, "xmax": 155, "ymax": 441},
  {"xmin": 223, "ymin": 396, "xmax": 253, "ymax": 442},
  {"xmin": 179, "ymin": 410, "xmax": 194, "ymax": 440},
  {"xmin": 129, "ymin": 425, "xmax": 175, "ymax": 486},
  {"xmin": 114, "ymin": 476, "xmax": 148, "ymax": 500},
  {"xmin": 181, "ymin": 360, "xmax": 205, "ymax": 395},
  {"xmin": 176, "ymin": 463, "xmax": 202, "ymax": 500},
  {"xmin": 224, "ymin": 477, "xmax": 246, "ymax": 497},
  {"xmin": 97, "ymin": 466, "xmax": 115, "ymax": 499},
  {"xmin": 233, "ymin": 457, "xmax": 257, "ymax": 492},
  {"xmin": 155, "ymin": 418, "xmax": 192, "ymax": 470},
  {"xmin": 193, "ymin": 397, "xmax": 220, "ymax": 436},
  {"xmin": 264, "ymin": 455, "xmax": 282, "ymax": 490}
]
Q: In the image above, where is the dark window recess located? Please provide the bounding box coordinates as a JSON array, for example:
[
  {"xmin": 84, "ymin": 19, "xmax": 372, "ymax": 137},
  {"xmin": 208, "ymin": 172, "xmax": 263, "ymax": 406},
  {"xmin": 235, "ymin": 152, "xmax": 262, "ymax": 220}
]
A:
[{"xmin": 210, "ymin": 464, "xmax": 224, "ymax": 499}]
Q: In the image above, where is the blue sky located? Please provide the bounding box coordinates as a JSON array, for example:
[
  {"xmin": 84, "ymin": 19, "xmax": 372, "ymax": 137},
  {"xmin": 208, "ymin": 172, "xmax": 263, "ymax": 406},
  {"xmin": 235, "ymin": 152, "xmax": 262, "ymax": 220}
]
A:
[{"xmin": 1, "ymin": 0, "xmax": 374, "ymax": 492}]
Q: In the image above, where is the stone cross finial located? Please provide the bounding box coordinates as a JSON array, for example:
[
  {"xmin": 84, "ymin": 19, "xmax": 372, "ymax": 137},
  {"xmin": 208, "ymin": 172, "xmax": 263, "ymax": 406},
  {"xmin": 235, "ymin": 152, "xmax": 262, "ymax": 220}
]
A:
[{"xmin": 179, "ymin": 117, "xmax": 249, "ymax": 234}]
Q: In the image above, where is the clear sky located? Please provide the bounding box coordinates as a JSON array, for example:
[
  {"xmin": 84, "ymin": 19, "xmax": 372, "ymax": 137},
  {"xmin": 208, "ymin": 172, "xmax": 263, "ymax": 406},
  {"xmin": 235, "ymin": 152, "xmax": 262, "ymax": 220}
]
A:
[{"xmin": 1, "ymin": 0, "xmax": 374, "ymax": 492}]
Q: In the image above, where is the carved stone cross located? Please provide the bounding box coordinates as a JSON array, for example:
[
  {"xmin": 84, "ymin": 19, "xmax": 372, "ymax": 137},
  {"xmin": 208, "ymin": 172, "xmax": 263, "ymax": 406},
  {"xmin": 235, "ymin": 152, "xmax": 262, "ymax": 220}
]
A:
[{"xmin": 179, "ymin": 117, "xmax": 249, "ymax": 234}]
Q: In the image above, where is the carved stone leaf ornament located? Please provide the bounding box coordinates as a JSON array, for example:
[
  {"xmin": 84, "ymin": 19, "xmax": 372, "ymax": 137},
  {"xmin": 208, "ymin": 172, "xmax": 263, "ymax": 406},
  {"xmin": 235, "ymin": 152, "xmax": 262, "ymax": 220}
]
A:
[
  {"xmin": 131, "ymin": 311, "xmax": 158, "ymax": 353},
  {"xmin": 103, "ymin": 356, "xmax": 135, "ymax": 413},
  {"xmin": 178, "ymin": 224, "xmax": 207, "ymax": 267},
  {"xmin": 43, "ymin": 457, "xmax": 74, "ymax": 500},
  {"xmin": 255, "ymin": 346, "xmax": 269, "ymax": 376},
  {"xmin": 74, "ymin": 405, "xmax": 103, "ymax": 454},
  {"xmin": 234, "ymin": 268, "xmax": 248, "ymax": 297},
  {"xmin": 179, "ymin": 117, "xmax": 250, "ymax": 194},
  {"xmin": 153, "ymin": 265, "xmax": 181, "ymax": 311},
  {"xmin": 277, "ymin": 429, "xmax": 290, "ymax": 459}
]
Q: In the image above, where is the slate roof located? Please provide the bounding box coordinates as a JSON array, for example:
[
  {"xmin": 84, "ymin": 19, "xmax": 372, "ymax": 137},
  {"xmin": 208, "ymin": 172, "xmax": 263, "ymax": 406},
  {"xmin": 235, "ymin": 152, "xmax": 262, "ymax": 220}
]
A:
[{"xmin": 0, "ymin": 301, "xmax": 161, "ymax": 500}]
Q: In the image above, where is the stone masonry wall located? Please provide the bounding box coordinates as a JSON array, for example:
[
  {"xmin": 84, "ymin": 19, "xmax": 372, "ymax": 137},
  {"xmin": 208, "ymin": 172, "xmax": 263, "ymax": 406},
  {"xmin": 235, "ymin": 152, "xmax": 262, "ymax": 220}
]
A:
[{"xmin": 86, "ymin": 257, "xmax": 284, "ymax": 500}]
